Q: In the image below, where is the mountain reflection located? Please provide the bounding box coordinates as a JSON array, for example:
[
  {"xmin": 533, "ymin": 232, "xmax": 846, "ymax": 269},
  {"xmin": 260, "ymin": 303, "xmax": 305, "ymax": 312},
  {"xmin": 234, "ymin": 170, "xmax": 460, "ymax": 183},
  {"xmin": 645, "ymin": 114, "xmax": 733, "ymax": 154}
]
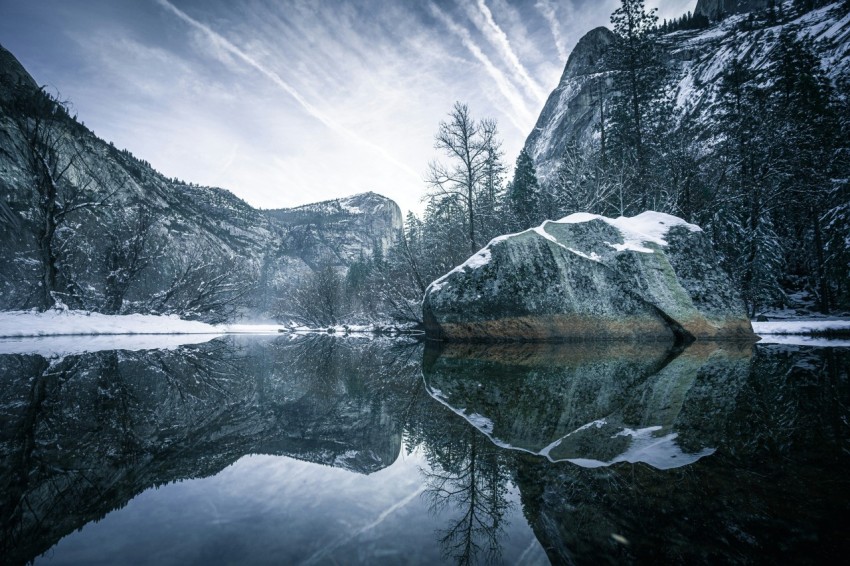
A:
[
  {"xmin": 0, "ymin": 336, "xmax": 848, "ymax": 565},
  {"xmin": 0, "ymin": 335, "xmax": 421, "ymax": 564}
]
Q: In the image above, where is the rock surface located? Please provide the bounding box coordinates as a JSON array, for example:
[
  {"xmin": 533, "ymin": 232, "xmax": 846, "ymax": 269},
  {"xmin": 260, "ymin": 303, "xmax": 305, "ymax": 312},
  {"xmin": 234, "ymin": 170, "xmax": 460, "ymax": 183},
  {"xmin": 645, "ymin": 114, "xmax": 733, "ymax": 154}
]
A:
[
  {"xmin": 524, "ymin": 3, "xmax": 850, "ymax": 185},
  {"xmin": 522, "ymin": 26, "xmax": 615, "ymax": 183},
  {"xmin": 422, "ymin": 211, "xmax": 755, "ymax": 342}
]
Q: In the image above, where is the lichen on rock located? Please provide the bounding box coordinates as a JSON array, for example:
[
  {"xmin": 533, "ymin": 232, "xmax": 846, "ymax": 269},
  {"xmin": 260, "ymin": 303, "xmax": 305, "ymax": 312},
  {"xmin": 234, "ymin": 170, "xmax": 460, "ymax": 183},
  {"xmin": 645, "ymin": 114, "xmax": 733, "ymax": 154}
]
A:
[{"xmin": 423, "ymin": 211, "xmax": 755, "ymax": 343}]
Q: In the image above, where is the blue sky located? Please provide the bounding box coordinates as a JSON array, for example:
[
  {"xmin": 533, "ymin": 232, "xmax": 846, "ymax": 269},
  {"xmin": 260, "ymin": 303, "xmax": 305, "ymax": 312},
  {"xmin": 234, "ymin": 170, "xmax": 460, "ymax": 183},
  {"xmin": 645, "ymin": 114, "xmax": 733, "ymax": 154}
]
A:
[{"xmin": 0, "ymin": 0, "xmax": 695, "ymax": 214}]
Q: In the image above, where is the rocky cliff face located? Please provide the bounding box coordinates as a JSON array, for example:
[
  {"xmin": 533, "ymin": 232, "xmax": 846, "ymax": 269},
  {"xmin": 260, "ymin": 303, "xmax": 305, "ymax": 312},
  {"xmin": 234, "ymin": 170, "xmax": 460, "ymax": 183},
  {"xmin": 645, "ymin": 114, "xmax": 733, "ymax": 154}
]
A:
[
  {"xmin": 0, "ymin": 44, "xmax": 401, "ymax": 318},
  {"xmin": 523, "ymin": 26, "xmax": 614, "ymax": 183},
  {"xmin": 266, "ymin": 191, "xmax": 402, "ymax": 272},
  {"xmin": 422, "ymin": 212, "xmax": 755, "ymax": 342},
  {"xmin": 523, "ymin": 2, "xmax": 850, "ymax": 185},
  {"xmin": 695, "ymin": 0, "xmax": 771, "ymax": 20}
]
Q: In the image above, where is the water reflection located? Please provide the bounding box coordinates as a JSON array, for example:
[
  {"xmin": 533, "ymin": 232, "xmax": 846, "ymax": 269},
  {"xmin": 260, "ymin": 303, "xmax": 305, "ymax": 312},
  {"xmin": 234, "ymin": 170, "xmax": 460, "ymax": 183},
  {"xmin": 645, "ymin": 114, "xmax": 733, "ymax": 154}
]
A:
[
  {"xmin": 0, "ymin": 336, "xmax": 422, "ymax": 564},
  {"xmin": 422, "ymin": 342, "xmax": 752, "ymax": 469},
  {"xmin": 0, "ymin": 336, "xmax": 847, "ymax": 564}
]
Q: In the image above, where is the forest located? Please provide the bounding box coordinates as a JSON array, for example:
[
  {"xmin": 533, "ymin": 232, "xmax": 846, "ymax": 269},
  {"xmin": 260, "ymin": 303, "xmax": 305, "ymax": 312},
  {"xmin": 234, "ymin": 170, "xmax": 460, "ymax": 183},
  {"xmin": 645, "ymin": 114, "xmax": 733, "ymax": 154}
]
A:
[{"xmin": 317, "ymin": 0, "xmax": 850, "ymax": 325}]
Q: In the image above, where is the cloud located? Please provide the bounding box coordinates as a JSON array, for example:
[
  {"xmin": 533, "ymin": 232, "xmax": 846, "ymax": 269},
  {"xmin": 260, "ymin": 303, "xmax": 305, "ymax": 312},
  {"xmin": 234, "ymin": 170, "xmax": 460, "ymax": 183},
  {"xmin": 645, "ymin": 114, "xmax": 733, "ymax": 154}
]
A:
[
  {"xmin": 154, "ymin": 0, "xmax": 421, "ymax": 183},
  {"xmin": 468, "ymin": 0, "xmax": 546, "ymax": 103},
  {"xmin": 427, "ymin": 1, "xmax": 534, "ymax": 133},
  {"xmin": 535, "ymin": 0, "xmax": 568, "ymax": 62}
]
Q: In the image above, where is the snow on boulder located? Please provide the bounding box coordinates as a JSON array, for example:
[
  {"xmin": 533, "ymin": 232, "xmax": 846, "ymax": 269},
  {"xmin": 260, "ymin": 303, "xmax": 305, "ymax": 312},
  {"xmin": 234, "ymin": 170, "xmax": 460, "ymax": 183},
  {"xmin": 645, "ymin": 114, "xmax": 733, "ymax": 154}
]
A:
[{"xmin": 422, "ymin": 211, "xmax": 755, "ymax": 342}]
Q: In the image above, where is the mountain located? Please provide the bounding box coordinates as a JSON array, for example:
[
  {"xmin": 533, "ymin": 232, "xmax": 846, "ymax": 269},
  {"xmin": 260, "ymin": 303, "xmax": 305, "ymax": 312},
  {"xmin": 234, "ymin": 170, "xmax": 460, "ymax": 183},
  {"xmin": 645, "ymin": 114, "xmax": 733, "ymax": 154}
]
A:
[
  {"xmin": 523, "ymin": 26, "xmax": 615, "ymax": 183},
  {"xmin": 523, "ymin": 1, "xmax": 850, "ymax": 185},
  {"xmin": 267, "ymin": 191, "xmax": 402, "ymax": 272},
  {"xmin": 0, "ymin": 44, "xmax": 401, "ymax": 320}
]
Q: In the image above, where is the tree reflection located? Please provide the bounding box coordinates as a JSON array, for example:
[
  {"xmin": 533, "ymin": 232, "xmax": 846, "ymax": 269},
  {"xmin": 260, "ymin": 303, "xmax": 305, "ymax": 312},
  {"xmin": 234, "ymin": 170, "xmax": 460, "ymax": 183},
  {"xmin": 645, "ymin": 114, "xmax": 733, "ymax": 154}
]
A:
[{"xmin": 409, "ymin": 399, "xmax": 514, "ymax": 565}]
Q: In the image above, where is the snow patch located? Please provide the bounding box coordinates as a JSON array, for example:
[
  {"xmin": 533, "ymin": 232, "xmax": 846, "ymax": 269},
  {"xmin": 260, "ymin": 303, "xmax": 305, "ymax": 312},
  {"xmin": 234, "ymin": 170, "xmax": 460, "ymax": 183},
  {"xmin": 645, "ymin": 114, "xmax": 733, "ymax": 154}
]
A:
[
  {"xmin": 0, "ymin": 310, "xmax": 220, "ymax": 338},
  {"xmin": 557, "ymin": 211, "xmax": 702, "ymax": 254},
  {"xmin": 567, "ymin": 248, "xmax": 601, "ymax": 262},
  {"xmin": 0, "ymin": 310, "xmax": 292, "ymax": 341},
  {"xmin": 426, "ymin": 248, "xmax": 492, "ymax": 292},
  {"xmin": 567, "ymin": 427, "xmax": 715, "ymax": 470},
  {"xmin": 466, "ymin": 413, "xmax": 495, "ymax": 434}
]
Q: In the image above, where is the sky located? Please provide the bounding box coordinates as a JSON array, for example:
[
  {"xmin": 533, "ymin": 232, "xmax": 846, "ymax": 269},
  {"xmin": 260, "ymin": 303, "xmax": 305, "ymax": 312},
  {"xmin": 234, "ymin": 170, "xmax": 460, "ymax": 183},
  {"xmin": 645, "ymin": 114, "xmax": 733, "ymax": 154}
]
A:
[{"xmin": 0, "ymin": 0, "xmax": 695, "ymax": 214}]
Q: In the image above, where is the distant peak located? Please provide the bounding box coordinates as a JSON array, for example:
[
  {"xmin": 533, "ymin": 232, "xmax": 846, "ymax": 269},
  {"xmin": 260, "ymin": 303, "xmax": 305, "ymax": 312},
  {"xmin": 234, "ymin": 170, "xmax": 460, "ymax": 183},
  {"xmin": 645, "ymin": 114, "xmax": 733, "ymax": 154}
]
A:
[
  {"xmin": 561, "ymin": 26, "xmax": 615, "ymax": 80},
  {"xmin": 0, "ymin": 43, "xmax": 38, "ymax": 95}
]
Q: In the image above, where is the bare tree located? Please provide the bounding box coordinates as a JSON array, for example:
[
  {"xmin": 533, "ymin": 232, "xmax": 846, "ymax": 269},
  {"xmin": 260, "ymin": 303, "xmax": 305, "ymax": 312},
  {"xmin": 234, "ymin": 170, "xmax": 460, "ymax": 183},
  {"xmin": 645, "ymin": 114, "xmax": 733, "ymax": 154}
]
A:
[
  {"xmin": 5, "ymin": 86, "xmax": 115, "ymax": 309},
  {"xmin": 276, "ymin": 264, "xmax": 349, "ymax": 327},
  {"xmin": 142, "ymin": 243, "xmax": 256, "ymax": 324},
  {"xmin": 426, "ymin": 103, "xmax": 499, "ymax": 254},
  {"xmin": 553, "ymin": 140, "xmax": 620, "ymax": 216},
  {"xmin": 102, "ymin": 203, "xmax": 161, "ymax": 314}
]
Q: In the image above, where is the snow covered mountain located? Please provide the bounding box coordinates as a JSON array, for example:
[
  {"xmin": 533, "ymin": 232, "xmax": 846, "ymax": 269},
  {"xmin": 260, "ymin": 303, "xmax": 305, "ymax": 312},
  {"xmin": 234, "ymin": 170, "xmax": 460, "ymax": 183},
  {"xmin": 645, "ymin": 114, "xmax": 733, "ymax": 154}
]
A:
[
  {"xmin": 267, "ymin": 191, "xmax": 402, "ymax": 272},
  {"xmin": 0, "ymin": 44, "xmax": 401, "ymax": 318},
  {"xmin": 524, "ymin": 1, "xmax": 850, "ymax": 184}
]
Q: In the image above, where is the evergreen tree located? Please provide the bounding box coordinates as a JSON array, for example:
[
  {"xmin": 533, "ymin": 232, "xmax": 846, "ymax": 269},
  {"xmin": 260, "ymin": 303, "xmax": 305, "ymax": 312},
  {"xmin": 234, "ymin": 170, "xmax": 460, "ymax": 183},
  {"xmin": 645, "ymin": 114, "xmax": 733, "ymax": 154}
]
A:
[
  {"xmin": 506, "ymin": 149, "xmax": 543, "ymax": 229},
  {"xmin": 606, "ymin": 0, "xmax": 668, "ymax": 210},
  {"xmin": 768, "ymin": 31, "xmax": 840, "ymax": 312}
]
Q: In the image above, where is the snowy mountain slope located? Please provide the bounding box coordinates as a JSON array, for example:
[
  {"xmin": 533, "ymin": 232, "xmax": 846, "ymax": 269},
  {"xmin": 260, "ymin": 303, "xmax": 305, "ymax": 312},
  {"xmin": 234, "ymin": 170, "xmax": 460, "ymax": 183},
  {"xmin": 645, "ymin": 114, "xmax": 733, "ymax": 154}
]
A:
[
  {"xmin": 524, "ymin": 1, "xmax": 850, "ymax": 184},
  {"xmin": 523, "ymin": 26, "xmax": 615, "ymax": 183},
  {"xmin": 0, "ymin": 44, "xmax": 401, "ymax": 317},
  {"xmin": 266, "ymin": 191, "xmax": 402, "ymax": 271},
  {"xmin": 669, "ymin": 3, "xmax": 850, "ymax": 114},
  {"xmin": 694, "ymin": 0, "xmax": 772, "ymax": 19}
]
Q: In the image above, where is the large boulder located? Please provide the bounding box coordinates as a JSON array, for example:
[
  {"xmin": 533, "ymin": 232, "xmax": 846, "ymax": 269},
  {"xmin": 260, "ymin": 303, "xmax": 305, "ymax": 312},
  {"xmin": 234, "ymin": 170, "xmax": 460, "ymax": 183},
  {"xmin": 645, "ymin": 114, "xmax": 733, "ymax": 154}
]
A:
[{"xmin": 422, "ymin": 212, "xmax": 755, "ymax": 342}]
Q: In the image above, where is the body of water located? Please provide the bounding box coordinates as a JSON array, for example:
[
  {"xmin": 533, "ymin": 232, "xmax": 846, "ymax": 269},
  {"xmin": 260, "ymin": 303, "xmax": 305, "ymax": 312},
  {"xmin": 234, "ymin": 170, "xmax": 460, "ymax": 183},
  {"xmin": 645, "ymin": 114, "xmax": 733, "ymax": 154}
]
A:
[{"xmin": 1, "ymin": 334, "xmax": 848, "ymax": 564}]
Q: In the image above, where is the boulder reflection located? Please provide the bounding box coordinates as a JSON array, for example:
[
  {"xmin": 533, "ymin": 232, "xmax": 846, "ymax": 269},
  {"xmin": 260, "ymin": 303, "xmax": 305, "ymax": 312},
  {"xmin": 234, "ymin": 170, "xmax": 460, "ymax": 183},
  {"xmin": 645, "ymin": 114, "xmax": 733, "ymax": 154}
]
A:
[
  {"xmin": 422, "ymin": 341, "xmax": 751, "ymax": 469},
  {"xmin": 421, "ymin": 341, "xmax": 850, "ymax": 564}
]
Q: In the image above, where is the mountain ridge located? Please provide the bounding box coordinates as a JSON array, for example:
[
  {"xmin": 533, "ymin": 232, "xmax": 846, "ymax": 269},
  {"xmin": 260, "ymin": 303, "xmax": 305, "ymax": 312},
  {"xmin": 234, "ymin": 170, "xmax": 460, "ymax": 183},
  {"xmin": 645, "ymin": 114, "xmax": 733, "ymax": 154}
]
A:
[{"xmin": 0, "ymin": 43, "xmax": 401, "ymax": 319}]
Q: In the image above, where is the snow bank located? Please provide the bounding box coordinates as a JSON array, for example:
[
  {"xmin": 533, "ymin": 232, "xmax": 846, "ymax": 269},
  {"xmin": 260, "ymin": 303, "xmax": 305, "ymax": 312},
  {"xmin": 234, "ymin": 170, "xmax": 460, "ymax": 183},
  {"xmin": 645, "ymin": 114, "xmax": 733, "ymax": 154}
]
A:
[
  {"xmin": 752, "ymin": 319, "xmax": 850, "ymax": 347},
  {"xmin": 0, "ymin": 310, "xmax": 297, "ymax": 339}
]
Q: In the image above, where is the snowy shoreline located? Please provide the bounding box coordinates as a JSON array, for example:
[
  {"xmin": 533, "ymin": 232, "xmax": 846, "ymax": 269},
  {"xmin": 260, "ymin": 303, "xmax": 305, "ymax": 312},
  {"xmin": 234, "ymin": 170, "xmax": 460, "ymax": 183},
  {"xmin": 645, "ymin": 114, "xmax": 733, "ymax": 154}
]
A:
[
  {"xmin": 0, "ymin": 309, "xmax": 423, "ymax": 339},
  {"xmin": 0, "ymin": 310, "xmax": 283, "ymax": 338},
  {"xmin": 751, "ymin": 319, "xmax": 850, "ymax": 335},
  {"xmin": 2, "ymin": 310, "xmax": 848, "ymax": 343}
]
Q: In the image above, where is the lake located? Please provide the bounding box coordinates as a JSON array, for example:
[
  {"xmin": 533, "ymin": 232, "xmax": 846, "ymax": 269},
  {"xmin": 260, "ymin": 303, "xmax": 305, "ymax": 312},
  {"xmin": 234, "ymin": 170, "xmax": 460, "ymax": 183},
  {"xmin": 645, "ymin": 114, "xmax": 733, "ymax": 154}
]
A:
[{"xmin": 1, "ymin": 335, "xmax": 848, "ymax": 564}]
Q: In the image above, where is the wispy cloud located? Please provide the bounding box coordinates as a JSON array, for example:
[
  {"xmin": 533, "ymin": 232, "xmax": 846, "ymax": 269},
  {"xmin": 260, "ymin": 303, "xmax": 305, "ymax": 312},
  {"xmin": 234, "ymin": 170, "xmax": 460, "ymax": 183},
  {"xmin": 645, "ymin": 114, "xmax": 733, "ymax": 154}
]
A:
[
  {"xmin": 155, "ymin": 0, "xmax": 421, "ymax": 182},
  {"xmin": 471, "ymin": 0, "xmax": 546, "ymax": 103},
  {"xmin": 6, "ymin": 0, "xmax": 621, "ymax": 214},
  {"xmin": 428, "ymin": 1, "xmax": 533, "ymax": 133},
  {"xmin": 536, "ymin": 0, "xmax": 568, "ymax": 62}
]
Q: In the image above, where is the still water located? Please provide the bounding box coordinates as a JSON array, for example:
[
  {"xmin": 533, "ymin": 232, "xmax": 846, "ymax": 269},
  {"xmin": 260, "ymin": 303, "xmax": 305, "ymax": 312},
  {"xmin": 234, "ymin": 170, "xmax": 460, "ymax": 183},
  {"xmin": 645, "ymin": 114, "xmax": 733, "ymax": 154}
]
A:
[{"xmin": 0, "ymin": 335, "xmax": 848, "ymax": 564}]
